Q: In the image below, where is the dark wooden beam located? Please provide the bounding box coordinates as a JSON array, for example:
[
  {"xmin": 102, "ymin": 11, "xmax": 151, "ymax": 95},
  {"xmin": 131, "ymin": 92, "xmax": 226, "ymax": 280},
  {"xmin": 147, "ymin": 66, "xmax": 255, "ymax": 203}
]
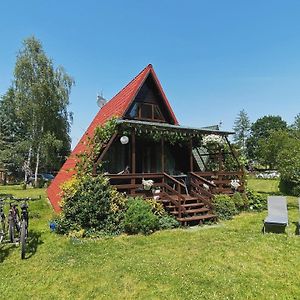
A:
[
  {"xmin": 93, "ymin": 132, "xmax": 117, "ymax": 174},
  {"xmin": 189, "ymin": 138, "xmax": 193, "ymax": 172},
  {"xmin": 161, "ymin": 137, "xmax": 165, "ymax": 172},
  {"xmin": 225, "ymin": 136, "xmax": 241, "ymax": 169},
  {"xmin": 131, "ymin": 130, "xmax": 136, "ymax": 194},
  {"xmin": 196, "ymin": 147, "xmax": 208, "ymax": 171},
  {"xmin": 131, "ymin": 130, "xmax": 136, "ymax": 173}
]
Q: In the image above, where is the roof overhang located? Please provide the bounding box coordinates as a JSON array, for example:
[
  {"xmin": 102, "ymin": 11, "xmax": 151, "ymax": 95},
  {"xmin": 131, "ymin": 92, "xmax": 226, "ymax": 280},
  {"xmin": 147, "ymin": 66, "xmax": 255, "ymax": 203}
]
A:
[{"xmin": 116, "ymin": 119, "xmax": 234, "ymax": 136}]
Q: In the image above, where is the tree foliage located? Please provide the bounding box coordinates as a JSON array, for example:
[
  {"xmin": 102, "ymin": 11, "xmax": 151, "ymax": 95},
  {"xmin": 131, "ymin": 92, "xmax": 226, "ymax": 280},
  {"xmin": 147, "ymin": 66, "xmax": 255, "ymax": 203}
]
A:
[
  {"xmin": 0, "ymin": 88, "xmax": 26, "ymax": 175},
  {"xmin": 0, "ymin": 36, "xmax": 74, "ymax": 181},
  {"xmin": 257, "ymin": 130, "xmax": 290, "ymax": 169},
  {"xmin": 247, "ymin": 115, "xmax": 287, "ymax": 163},
  {"xmin": 233, "ymin": 109, "xmax": 251, "ymax": 154},
  {"xmin": 277, "ymin": 136, "xmax": 300, "ymax": 196}
]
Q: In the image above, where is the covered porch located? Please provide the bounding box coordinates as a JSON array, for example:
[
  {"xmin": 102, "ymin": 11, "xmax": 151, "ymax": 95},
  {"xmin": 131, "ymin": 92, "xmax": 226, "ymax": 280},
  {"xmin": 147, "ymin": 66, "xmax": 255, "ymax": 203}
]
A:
[{"xmin": 92, "ymin": 119, "xmax": 244, "ymax": 224}]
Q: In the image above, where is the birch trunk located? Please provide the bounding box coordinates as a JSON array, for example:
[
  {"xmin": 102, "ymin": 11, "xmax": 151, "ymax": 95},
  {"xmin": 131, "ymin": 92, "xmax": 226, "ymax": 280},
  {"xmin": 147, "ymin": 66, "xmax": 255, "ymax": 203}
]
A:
[
  {"xmin": 24, "ymin": 145, "xmax": 32, "ymax": 182},
  {"xmin": 34, "ymin": 144, "xmax": 41, "ymax": 187}
]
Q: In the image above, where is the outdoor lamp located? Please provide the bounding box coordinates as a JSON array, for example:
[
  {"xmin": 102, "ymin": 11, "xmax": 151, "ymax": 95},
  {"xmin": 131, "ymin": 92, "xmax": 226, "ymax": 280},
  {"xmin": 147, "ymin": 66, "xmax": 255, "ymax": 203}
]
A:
[{"xmin": 120, "ymin": 135, "xmax": 129, "ymax": 145}]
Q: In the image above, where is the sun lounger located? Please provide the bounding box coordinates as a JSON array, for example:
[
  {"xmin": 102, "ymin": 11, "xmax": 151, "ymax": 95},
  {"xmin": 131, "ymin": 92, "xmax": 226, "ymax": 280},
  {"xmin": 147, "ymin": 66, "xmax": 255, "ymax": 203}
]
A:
[{"xmin": 263, "ymin": 196, "xmax": 288, "ymax": 233}]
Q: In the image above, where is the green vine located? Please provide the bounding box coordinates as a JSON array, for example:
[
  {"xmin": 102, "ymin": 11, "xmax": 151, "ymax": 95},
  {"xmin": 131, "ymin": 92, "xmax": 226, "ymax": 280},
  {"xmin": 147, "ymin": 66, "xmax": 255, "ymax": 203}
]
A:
[
  {"xmin": 119, "ymin": 123, "xmax": 203, "ymax": 146},
  {"xmin": 76, "ymin": 117, "xmax": 118, "ymax": 174}
]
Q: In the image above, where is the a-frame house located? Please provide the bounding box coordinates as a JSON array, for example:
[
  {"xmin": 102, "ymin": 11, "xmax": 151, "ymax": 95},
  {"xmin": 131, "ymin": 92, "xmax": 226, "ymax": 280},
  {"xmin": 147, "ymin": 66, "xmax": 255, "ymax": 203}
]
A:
[{"xmin": 47, "ymin": 64, "xmax": 244, "ymax": 225}]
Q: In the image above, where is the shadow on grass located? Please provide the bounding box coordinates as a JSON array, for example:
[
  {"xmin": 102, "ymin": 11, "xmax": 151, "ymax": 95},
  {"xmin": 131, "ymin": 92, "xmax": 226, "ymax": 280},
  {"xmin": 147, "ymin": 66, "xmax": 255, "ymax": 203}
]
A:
[
  {"xmin": 25, "ymin": 230, "xmax": 43, "ymax": 260},
  {"xmin": 0, "ymin": 230, "xmax": 43, "ymax": 262},
  {"xmin": 292, "ymin": 222, "xmax": 300, "ymax": 236},
  {"xmin": 0, "ymin": 243, "xmax": 15, "ymax": 263}
]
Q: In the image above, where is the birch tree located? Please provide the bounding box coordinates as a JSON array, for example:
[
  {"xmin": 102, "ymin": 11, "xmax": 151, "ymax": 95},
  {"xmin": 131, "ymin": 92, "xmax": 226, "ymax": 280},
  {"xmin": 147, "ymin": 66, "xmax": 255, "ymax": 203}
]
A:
[{"xmin": 13, "ymin": 37, "xmax": 74, "ymax": 185}]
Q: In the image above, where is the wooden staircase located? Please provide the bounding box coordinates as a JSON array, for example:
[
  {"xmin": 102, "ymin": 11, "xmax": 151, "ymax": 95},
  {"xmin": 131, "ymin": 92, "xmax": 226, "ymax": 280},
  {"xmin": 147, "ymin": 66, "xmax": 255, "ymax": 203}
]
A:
[{"xmin": 159, "ymin": 194, "xmax": 217, "ymax": 226}]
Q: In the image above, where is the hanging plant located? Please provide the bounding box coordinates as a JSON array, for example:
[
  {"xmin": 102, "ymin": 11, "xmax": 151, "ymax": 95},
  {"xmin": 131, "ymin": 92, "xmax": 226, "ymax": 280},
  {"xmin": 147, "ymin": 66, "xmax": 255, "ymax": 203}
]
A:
[{"xmin": 203, "ymin": 134, "xmax": 225, "ymax": 150}]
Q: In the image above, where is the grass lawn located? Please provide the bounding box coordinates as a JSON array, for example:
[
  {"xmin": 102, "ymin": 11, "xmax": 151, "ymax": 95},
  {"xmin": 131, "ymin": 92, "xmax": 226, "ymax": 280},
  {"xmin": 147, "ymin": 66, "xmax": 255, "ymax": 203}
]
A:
[{"xmin": 0, "ymin": 180, "xmax": 300, "ymax": 299}]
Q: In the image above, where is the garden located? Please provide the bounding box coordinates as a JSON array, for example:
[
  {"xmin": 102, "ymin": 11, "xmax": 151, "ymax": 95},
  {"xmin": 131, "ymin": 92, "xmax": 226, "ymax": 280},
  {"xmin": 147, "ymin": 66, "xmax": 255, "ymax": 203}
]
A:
[{"xmin": 0, "ymin": 178, "xmax": 300, "ymax": 299}]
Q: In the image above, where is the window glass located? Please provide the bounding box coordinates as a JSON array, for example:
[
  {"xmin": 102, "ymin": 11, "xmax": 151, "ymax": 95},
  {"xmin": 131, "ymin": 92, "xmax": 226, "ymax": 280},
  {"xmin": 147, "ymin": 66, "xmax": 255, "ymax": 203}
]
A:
[
  {"xmin": 128, "ymin": 103, "xmax": 139, "ymax": 118},
  {"xmin": 141, "ymin": 104, "xmax": 152, "ymax": 119},
  {"xmin": 154, "ymin": 105, "xmax": 164, "ymax": 120}
]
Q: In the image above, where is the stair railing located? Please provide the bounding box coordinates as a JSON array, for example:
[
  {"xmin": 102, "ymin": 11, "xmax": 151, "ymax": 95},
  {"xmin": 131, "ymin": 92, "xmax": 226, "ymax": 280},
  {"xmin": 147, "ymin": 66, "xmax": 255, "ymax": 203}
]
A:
[{"xmin": 189, "ymin": 172, "xmax": 216, "ymax": 209}]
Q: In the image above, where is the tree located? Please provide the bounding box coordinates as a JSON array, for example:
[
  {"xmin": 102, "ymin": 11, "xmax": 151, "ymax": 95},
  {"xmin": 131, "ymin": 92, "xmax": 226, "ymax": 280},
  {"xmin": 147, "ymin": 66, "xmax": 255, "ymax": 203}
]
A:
[
  {"xmin": 12, "ymin": 36, "xmax": 74, "ymax": 184},
  {"xmin": 246, "ymin": 115, "xmax": 287, "ymax": 164},
  {"xmin": 0, "ymin": 88, "xmax": 26, "ymax": 176},
  {"xmin": 233, "ymin": 109, "xmax": 251, "ymax": 154},
  {"xmin": 257, "ymin": 130, "xmax": 289, "ymax": 169},
  {"xmin": 291, "ymin": 113, "xmax": 300, "ymax": 131},
  {"xmin": 277, "ymin": 136, "xmax": 300, "ymax": 196}
]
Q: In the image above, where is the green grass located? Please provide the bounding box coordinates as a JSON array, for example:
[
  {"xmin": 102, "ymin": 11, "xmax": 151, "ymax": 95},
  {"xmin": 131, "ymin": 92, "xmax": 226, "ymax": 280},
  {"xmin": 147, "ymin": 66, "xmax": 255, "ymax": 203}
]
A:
[{"xmin": 0, "ymin": 180, "xmax": 300, "ymax": 299}]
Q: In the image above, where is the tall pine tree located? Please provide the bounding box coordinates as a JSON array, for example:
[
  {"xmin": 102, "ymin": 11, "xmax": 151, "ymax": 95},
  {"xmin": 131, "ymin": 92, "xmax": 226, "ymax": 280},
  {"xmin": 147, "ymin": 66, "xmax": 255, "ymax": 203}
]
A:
[{"xmin": 233, "ymin": 109, "xmax": 251, "ymax": 155}]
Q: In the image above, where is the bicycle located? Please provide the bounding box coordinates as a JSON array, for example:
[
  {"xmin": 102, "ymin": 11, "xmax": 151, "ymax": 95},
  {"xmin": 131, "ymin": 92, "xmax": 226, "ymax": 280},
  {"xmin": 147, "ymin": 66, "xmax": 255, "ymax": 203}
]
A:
[
  {"xmin": 8, "ymin": 202, "xmax": 20, "ymax": 243},
  {"xmin": 0, "ymin": 200, "xmax": 5, "ymax": 243},
  {"xmin": 20, "ymin": 200, "xmax": 29, "ymax": 259},
  {"xmin": 0, "ymin": 196, "xmax": 31, "ymax": 259}
]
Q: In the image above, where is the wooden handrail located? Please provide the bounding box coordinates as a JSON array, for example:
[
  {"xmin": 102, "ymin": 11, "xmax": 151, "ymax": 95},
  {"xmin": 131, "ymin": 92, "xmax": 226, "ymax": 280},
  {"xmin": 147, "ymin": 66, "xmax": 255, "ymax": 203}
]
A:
[
  {"xmin": 190, "ymin": 172, "xmax": 216, "ymax": 187},
  {"xmin": 193, "ymin": 171, "xmax": 244, "ymax": 176},
  {"xmin": 107, "ymin": 173, "xmax": 164, "ymax": 179},
  {"xmin": 163, "ymin": 173, "xmax": 186, "ymax": 189}
]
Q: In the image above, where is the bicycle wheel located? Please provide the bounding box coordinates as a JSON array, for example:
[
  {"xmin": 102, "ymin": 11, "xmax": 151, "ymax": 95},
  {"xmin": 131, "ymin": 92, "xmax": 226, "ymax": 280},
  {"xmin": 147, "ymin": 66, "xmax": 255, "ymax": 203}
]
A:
[
  {"xmin": 20, "ymin": 220, "xmax": 26, "ymax": 259},
  {"xmin": 0, "ymin": 220, "xmax": 5, "ymax": 243},
  {"xmin": 8, "ymin": 221, "xmax": 14, "ymax": 243}
]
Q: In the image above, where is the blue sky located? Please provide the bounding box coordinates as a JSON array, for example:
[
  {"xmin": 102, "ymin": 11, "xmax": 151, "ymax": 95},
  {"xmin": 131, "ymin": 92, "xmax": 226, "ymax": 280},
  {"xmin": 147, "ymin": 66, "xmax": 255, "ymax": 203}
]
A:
[{"xmin": 1, "ymin": 1, "xmax": 300, "ymax": 148}]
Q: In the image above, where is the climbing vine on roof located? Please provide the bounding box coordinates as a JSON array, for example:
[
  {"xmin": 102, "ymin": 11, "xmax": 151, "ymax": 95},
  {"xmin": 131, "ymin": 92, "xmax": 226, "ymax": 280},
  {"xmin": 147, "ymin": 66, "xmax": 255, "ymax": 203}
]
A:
[{"xmin": 76, "ymin": 116, "xmax": 118, "ymax": 174}]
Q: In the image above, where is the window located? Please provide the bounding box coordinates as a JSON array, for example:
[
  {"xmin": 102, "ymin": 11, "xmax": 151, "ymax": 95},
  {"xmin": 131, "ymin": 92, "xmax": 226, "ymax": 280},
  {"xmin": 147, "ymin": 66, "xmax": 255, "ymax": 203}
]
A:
[
  {"xmin": 141, "ymin": 104, "xmax": 152, "ymax": 119},
  {"xmin": 128, "ymin": 103, "xmax": 165, "ymax": 122}
]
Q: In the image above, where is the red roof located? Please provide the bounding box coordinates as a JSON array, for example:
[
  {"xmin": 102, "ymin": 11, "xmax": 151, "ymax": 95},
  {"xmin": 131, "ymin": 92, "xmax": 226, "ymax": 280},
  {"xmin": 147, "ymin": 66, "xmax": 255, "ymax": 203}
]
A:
[{"xmin": 47, "ymin": 64, "xmax": 178, "ymax": 212}]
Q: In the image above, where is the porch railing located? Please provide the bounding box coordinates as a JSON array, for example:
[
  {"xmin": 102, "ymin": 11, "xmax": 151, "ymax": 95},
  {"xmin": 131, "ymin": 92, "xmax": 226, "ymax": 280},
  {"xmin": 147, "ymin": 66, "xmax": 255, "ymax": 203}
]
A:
[
  {"xmin": 107, "ymin": 173, "xmax": 186, "ymax": 218},
  {"xmin": 191, "ymin": 171, "xmax": 244, "ymax": 195}
]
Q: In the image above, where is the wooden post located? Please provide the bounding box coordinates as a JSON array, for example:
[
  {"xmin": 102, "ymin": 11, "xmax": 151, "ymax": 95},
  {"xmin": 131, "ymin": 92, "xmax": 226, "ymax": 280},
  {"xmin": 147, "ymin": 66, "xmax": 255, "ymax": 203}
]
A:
[
  {"xmin": 131, "ymin": 130, "xmax": 136, "ymax": 174},
  {"xmin": 161, "ymin": 137, "xmax": 165, "ymax": 173},
  {"xmin": 189, "ymin": 138, "xmax": 193, "ymax": 172},
  {"xmin": 131, "ymin": 130, "xmax": 136, "ymax": 194},
  {"xmin": 218, "ymin": 149, "xmax": 223, "ymax": 171}
]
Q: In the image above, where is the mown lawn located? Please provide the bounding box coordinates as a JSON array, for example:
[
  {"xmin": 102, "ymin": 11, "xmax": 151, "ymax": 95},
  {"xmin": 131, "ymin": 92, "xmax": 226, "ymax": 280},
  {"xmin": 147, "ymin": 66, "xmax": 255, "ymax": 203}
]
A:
[{"xmin": 0, "ymin": 180, "xmax": 299, "ymax": 299}]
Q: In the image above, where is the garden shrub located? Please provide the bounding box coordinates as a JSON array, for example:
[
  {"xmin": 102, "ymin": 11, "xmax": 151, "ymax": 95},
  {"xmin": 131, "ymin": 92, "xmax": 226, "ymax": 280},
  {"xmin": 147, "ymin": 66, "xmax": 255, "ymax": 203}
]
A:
[
  {"xmin": 291, "ymin": 185, "xmax": 300, "ymax": 197},
  {"xmin": 213, "ymin": 194, "xmax": 237, "ymax": 220},
  {"xmin": 158, "ymin": 214, "xmax": 180, "ymax": 230},
  {"xmin": 277, "ymin": 136, "xmax": 300, "ymax": 196},
  {"xmin": 145, "ymin": 199, "xmax": 165, "ymax": 216},
  {"xmin": 123, "ymin": 197, "xmax": 159, "ymax": 235},
  {"xmin": 55, "ymin": 173, "xmax": 127, "ymax": 236},
  {"xmin": 245, "ymin": 188, "xmax": 267, "ymax": 211},
  {"xmin": 231, "ymin": 192, "xmax": 245, "ymax": 211}
]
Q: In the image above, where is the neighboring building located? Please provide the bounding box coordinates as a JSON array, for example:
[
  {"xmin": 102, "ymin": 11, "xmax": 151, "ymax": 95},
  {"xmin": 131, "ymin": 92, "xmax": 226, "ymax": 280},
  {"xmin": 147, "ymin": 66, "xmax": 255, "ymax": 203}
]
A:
[{"xmin": 47, "ymin": 64, "xmax": 244, "ymax": 225}]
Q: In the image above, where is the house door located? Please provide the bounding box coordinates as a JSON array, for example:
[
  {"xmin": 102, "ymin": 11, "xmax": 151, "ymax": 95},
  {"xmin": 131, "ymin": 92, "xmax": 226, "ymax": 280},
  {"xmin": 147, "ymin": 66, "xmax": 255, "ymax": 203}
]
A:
[{"xmin": 136, "ymin": 140, "xmax": 161, "ymax": 173}]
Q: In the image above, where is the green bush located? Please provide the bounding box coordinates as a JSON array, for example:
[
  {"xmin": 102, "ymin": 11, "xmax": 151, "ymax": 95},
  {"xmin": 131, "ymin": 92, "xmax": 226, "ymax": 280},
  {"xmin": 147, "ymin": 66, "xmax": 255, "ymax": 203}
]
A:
[
  {"xmin": 232, "ymin": 192, "xmax": 245, "ymax": 211},
  {"xmin": 123, "ymin": 198, "xmax": 159, "ymax": 235},
  {"xmin": 245, "ymin": 188, "xmax": 267, "ymax": 211},
  {"xmin": 55, "ymin": 173, "xmax": 127, "ymax": 235},
  {"xmin": 279, "ymin": 179, "xmax": 300, "ymax": 196},
  {"xmin": 158, "ymin": 214, "xmax": 180, "ymax": 230},
  {"xmin": 277, "ymin": 136, "xmax": 300, "ymax": 196},
  {"xmin": 20, "ymin": 181, "xmax": 27, "ymax": 190},
  {"xmin": 292, "ymin": 185, "xmax": 300, "ymax": 197},
  {"xmin": 213, "ymin": 194, "xmax": 237, "ymax": 220}
]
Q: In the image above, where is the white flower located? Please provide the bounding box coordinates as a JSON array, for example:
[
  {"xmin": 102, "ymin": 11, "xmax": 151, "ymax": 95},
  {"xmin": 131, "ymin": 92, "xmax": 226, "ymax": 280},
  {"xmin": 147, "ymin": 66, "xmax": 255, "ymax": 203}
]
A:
[
  {"xmin": 203, "ymin": 183, "xmax": 210, "ymax": 191},
  {"xmin": 203, "ymin": 134, "xmax": 225, "ymax": 147},
  {"xmin": 142, "ymin": 179, "xmax": 154, "ymax": 190},
  {"xmin": 230, "ymin": 179, "xmax": 240, "ymax": 190}
]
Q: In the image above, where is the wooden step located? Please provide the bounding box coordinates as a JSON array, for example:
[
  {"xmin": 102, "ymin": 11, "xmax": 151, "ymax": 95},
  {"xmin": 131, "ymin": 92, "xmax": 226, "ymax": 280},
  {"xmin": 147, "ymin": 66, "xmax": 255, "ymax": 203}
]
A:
[
  {"xmin": 177, "ymin": 214, "xmax": 217, "ymax": 223},
  {"xmin": 170, "ymin": 207, "xmax": 210, "ymax": 215},
  {"xmin": 168, "ymin": 195, "xmax": 199, "ymax": 201},
  {"xmin": 167, "ymin": 202, "xmax": 205, "ymax": 209}
]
